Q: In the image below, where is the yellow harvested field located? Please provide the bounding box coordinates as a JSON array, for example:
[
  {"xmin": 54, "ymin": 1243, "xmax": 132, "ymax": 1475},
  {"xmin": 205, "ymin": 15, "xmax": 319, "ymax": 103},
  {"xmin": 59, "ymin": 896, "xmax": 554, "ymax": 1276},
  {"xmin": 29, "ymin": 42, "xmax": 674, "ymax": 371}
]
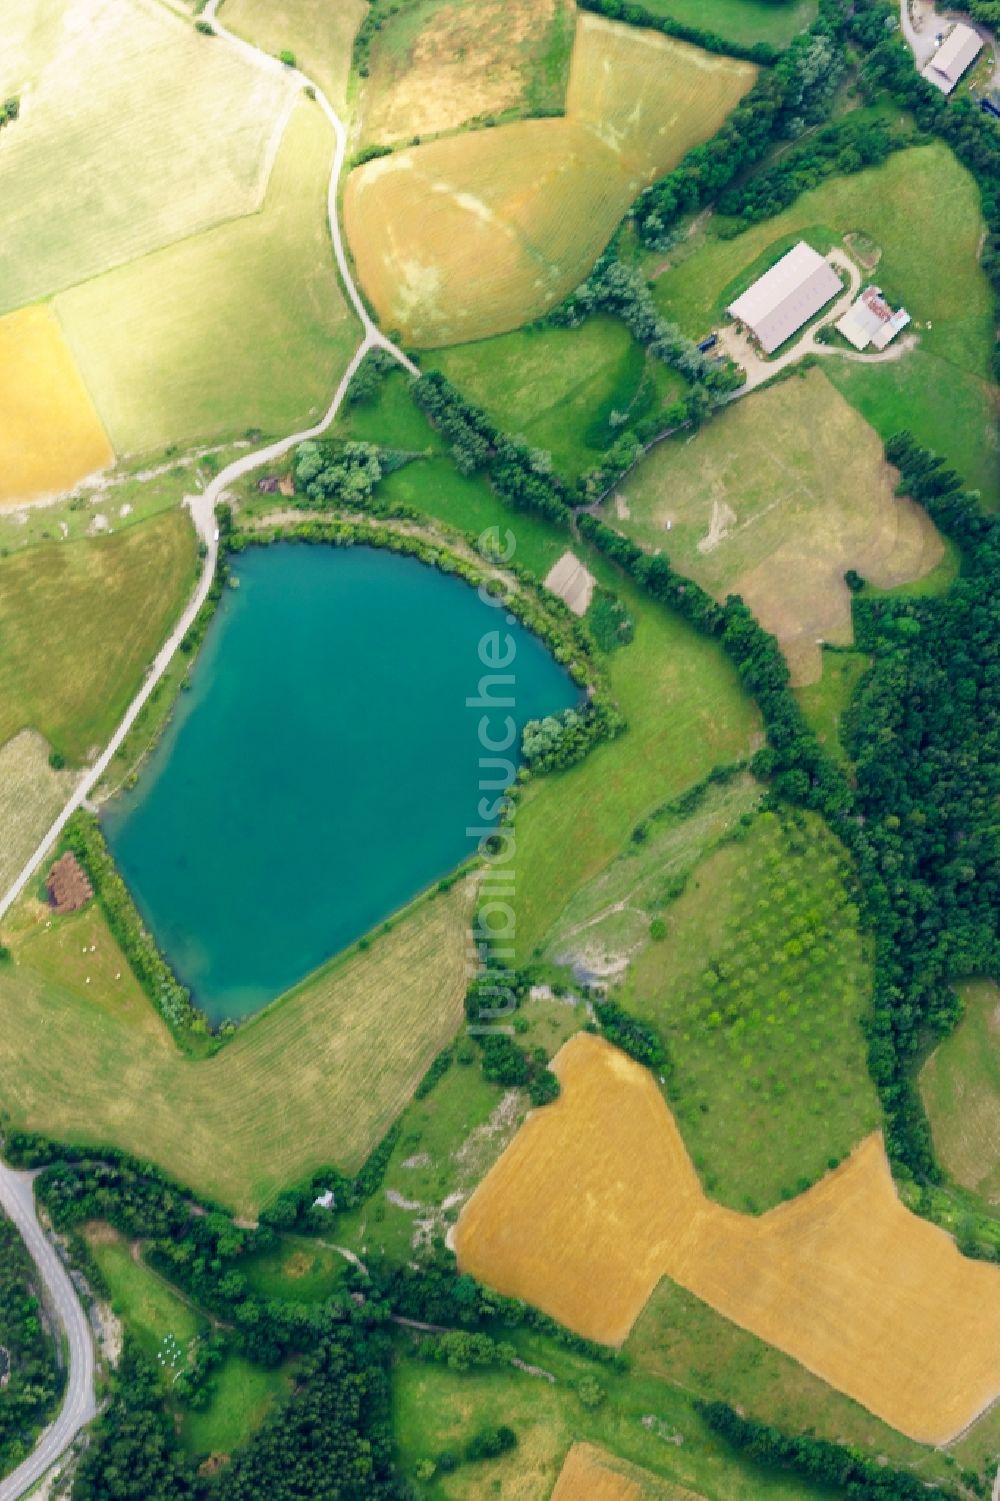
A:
[
  {"xmin": 0, "ymin": 306, "xmax": 114, "ymax": 505},
  {"xmin": 345, "ymin": 16, "xmax": 755, "ymax": 345},
  {"xmin": 552, "ymin": 1444, "xmax": 705, "ymax": 1501},
  {"xmin": 454, "ymin": 1033, "xmax": 1000, "ymax": 1444},
  {"xmin": 617, "ymin": 371, "xmax": 944, "ymax": 684}
]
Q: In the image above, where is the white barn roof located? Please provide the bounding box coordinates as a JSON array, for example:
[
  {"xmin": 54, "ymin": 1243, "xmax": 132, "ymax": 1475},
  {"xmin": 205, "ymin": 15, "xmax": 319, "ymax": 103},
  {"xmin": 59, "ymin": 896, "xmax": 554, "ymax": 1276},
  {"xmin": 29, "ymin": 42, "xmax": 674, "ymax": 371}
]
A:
[
  {"xmin": 727, "ymin": 242, "xmax": 842, "ymax": 354},
  {"xmin": 922, "ymin": 23, "xmax": 982, "ymax": 93},
  {"xmin": 836, "ymin": 285, "xmax": 911, "ymax": 351}
]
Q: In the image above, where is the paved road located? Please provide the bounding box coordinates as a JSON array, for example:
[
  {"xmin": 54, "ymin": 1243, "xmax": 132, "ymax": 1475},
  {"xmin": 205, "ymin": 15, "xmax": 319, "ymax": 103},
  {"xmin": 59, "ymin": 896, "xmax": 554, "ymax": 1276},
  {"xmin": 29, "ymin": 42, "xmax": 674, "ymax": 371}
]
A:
[
  {"xmin": 0, "ymin": 3, "xmax": 415, "ymax": 929},
  {"xmin": 0, "ymin": 1165, "xmax": 96, "ymax": 1501}
]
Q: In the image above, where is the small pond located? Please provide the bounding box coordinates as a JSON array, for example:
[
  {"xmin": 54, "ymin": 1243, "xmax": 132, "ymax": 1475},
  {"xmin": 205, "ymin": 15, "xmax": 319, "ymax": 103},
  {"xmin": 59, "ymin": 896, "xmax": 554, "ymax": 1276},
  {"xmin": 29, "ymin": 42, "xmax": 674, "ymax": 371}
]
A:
[{"xmin": 103, "ymin": 543, "xmax": 579, "ymax": 1021}]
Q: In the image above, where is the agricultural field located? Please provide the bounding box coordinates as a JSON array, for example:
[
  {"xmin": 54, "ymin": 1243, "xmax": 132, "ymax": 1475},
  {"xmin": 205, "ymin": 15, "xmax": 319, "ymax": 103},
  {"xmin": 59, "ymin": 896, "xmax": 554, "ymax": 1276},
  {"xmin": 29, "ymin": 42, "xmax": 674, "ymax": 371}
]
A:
[
  {"xmin": 652, "ymin": 144, "xmax": 998, "ymax": 499},
  {"xmin": 793, "ymin": 650, "xmax": 869, "ymax": 766},
  {"xmin": 393, "ymin": 1350, "xmax": 828, "ymax": 1501},
  {"xmin": 513, "ymin": 574, "xmax": 760, "ymax": 960},
  {"xmin": 540, "ymin": 773, "xmax": 761, "ymax": 985},
  {"xmin": 426, "ymin": 319, "xmax": 687, "ymax": 481},
  {"xmin": 56, "ymin": 101, "xmax": 359, "ymax": 456},
  {"xmin": 180, "ymin": 1357, "xmax": 292, "ymax": 1461},
  {"xmin": 611, "ymin": 369, "xmax": 944, "ymax": 683},
  {"xmin": 0, "ymin": 732, "xmax": 77, "ymax": 899},
  {"xmin": 344, "ymin": 15, "xmax": 756, "ymax": 344},
  {"xmin": 637, "ymin": 0, "xmax": 817, "ymax": 47},
  {"xmin": 0, "ymin": 876, "xmax": 473, "ymax": 1215},
  {"xmin": 0, "ymin": 306, "xmax": 114, "ymax": 506},
  {"xmin": 625, "ymin": 808, "xmax": 877, "ymax": 1208},
  {"xmin": 921, "ymin": 981, "xmax": 1000, "ymax": 1208},
  {"xmin": 454, "ymin": 1032, "xmax": 1000, "ymax": 1444},
  {"xmin": 0, "ymin": 509, "xmax": 198, "ymax": 765},
  {"xmin": 0, "ymin": 0, "xmax": 293, "ymax": 314},
  {"xmin": 552, "ymin": 1444, "xmax": 705, "ymax": 1500},
  {"xmin": 220, "ymin": 0, "xmax": 366, "ymax": 112},
  {"xmin": 357, "ymin": 0, "xmax": 575, "ymax": 144}
]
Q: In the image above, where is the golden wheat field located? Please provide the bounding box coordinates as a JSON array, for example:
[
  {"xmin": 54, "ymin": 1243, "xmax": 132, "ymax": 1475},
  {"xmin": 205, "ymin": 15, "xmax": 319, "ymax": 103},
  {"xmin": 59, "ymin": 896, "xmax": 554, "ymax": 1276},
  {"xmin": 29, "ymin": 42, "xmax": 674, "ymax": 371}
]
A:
[
  {"xmin": 454, "ymin": 1033, "xmax": 1000, "ymax": 1444},
  {"xmin": 552, "ymin": 1444, "xmax": 706, "ymax": 1501},
  {"xmin": 344, "ymin": 16, "xmax": 756, "ymax": 345},
  {"xmin": 0, "ymin": 306, "xmax": 114, "ymax": 505}
]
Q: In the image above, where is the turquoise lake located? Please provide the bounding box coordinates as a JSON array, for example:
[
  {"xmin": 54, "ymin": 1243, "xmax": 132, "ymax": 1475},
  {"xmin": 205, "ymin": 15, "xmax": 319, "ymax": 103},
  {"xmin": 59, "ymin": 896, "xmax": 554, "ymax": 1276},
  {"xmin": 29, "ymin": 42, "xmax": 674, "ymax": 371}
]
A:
[{"xmin": 102, "ymin": 543, "xmax": 578, "ymax": 1022}]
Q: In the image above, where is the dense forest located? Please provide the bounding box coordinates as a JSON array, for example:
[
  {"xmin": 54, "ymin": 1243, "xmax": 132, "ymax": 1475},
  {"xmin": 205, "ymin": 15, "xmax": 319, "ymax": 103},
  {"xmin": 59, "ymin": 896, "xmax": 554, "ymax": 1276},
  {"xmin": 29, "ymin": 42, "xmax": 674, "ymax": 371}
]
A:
[{"xmin": 0, "ymin": 1212, "xmax": 63, "ymax": 1479}]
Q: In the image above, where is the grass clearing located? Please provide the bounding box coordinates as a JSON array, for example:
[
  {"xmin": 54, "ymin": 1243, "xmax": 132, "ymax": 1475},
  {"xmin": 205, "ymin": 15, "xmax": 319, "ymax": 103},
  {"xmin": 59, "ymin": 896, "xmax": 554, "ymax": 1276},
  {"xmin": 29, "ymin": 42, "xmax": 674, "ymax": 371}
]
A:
[
  {"xmin": 181, "ymin": 1357, "xmax": 292, "ymax": 1460},
  {"xmin": 793, "ymin": 650, "xmax": 869, "ymax": 766},
  {"xmin": 0, "ymin": 509, "xmax": 198, "ymax": 765},
  {"xmin": 220, "ymin": 0, "xmax": 366, "ymax": 112},
  {"xmin": 625, "ymin": 809, "xmax": 878, "ymax": 1208},
  {"xmin": 84, "ymin": 1225, "xmax": 203, "ymax": 1377},
  {"xmin": 345, "ymin": 15, "xmax": 756, "ymax": 345},
  {"xmin": 242, "ymin": 1238, "xmax": 347, "ymax": 1304},
  {"xmin": 0, "ymin": 0, "xmax": 293, "ymax": 313},
  {"xmin": 637, "ymin": 0, "xmax": 816, "ymax": 48},
  {"xmin": 0, "ymin": 306, "xmax": 114, "ymax": 506},
  {"xmin": 0, "ymin": 731, "xmax": 78, "ymax": 898},
  {"xmin": 426, "ymin": 319, "xmax": 686, "ymax": 481},
  {"xmin": 359, "ymin": 0, "xmax": 575, "ymax": 145},
  {"xmin": 454, "ymin": 1032, "xmax": 1000, "ymax": 1444},
  {"xmin": 652, "ymin": 145, "xmax": 996, "ymax": 498},
  {"xmin": 612, "ymin": 369, "xmax": 943, "ymax": 683},
  {"xmin": 0, "ymin": 877, "xmax": 473, "ymax": 1215},
  {"xmin": 57, "ymin": 101, "xmax": 359, "ymax": 456},
  {"xmin": 921, "ymin": 981, "xmax": 1000, "ymax": 1208}
]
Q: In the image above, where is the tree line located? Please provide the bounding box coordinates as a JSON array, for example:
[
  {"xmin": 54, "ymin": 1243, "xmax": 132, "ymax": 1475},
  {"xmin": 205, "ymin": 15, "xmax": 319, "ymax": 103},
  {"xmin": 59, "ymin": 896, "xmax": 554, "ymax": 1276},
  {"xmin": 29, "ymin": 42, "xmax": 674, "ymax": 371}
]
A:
[
  {"xmin": 0, "ymin": 1213, "xmax": 64, "ymax": 1482},
  {"xmin": 574, "ymin": 0, "xmax": 779, "ymax": 64}
]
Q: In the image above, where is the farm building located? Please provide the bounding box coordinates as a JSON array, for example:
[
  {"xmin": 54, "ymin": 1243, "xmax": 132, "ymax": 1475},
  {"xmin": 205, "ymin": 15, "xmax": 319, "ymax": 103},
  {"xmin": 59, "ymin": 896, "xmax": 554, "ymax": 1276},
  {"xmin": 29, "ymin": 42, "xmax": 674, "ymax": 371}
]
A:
[
  {"xmin": 727, "ymin": 242, "xmax": 842, "ymax": 354},
  {"xmin": 46, "ymin": 852, "xmax": 93, "ymax": 914},
  {"xmin": 835, "ymin": 286, "xmax": 911, "ymax": 351},
  {"xmin": 922, "ymin": 23, "xmax": 983, "ymax": 93}
]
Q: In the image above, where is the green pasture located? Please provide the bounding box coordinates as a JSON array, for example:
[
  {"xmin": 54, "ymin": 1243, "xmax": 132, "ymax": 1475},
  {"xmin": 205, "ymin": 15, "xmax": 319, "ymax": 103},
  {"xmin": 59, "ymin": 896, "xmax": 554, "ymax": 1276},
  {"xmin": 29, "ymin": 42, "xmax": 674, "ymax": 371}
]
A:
[
  {"xmin": 392, "ymin": 1345, "xmax": 838, "ymax": 1500},
  {"xmin": 653, "ymin": 145, "xmax": 996, "ymax": 497},
  {"xmin": 921, "ymin": 981, "xmax": 1000, "ymax": 1209},
  {"xmin": 181, "ymin": 1357, "xmax": 292, "ymax": 1460},
  {"xmin": 0, "ymin": 509, "xmax": 198, "ymax": 765},
  {"xmin": 0, "ymin": 0, "xmax": 292, "ymax": 313},
  {"xmin": 794, "ymin": 651, "xmax": 869, "ymax": 767},
  {"xmin": 628, "ymin": 1279, "xmax": 960, "ymax": 1490},
  {"xmin": 86, "ymin": 1229, "xmax": 202, "ymax": 1377},
  {"xmin": 57, "ymin": 102, "xmax": 360, "ymax": 456},
  {"xmin": 426, "ymin": 319, "xmax": 686, "ymax": 481},
  {"xmin": 625, "ymin": 808, "xmax": 879, "ymax": 1210},
  {"xmin": 242, "ymin": 1238, "xmax": 347, "ymax": 1304},
  {"xmin": 638, "ymin": 0, "xmax": 817, "ymax": 48}
]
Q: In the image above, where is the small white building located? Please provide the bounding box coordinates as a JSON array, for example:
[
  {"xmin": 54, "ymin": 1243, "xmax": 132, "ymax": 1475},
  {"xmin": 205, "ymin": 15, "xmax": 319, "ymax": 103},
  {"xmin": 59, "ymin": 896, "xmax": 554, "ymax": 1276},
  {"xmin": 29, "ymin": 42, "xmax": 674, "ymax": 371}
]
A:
[
  {"xmin": 727, "ymin": 242, "xmax": 843, "ymax": 354},
  {"xmin": 922, "ymin": 22, "xmax": 983, "ymax": 94},
  {"xmin": 835, "ymin": 286, "xmax": 911, "ymax": 351}
]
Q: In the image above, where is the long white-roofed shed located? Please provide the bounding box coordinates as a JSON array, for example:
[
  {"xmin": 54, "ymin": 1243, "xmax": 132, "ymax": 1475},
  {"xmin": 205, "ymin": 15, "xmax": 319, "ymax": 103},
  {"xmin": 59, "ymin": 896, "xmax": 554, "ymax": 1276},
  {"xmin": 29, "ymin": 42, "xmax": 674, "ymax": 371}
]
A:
[
  {"xmin": 727, "ymin": 242, "xmax": 842, "ymax": 354},
  {"xmin": 923, "ymin": 23, "xmax": 983, "ymax": 94}
]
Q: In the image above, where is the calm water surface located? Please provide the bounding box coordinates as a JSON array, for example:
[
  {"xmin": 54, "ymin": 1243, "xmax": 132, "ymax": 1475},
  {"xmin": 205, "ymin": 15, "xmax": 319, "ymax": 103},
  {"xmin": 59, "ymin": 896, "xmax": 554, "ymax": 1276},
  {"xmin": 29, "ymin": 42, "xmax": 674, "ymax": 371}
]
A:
[{"xmin": 103, "ymin": 544, "xmax": 578, "ymax": 1021}]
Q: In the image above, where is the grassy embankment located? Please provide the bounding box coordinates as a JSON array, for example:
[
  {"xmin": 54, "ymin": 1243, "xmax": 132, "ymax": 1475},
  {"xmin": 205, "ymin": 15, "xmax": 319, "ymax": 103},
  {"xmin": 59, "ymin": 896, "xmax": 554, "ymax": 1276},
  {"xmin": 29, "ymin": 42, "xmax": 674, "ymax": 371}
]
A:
[{"xmin": 651, "ymin": 144, "xmax": 998, "ymax": 501}]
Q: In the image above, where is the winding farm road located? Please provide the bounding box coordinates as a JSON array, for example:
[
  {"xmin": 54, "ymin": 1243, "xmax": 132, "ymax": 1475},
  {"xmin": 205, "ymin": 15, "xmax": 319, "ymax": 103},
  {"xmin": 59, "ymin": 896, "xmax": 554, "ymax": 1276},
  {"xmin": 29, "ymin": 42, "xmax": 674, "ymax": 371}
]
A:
[
  {"xmin": 0, "ymin": 1165, "xmax": 96, "ymax": 1501},
  {"xmin": 0, "ymin": 10, "xmax": 419, "ymax": 1494}
]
